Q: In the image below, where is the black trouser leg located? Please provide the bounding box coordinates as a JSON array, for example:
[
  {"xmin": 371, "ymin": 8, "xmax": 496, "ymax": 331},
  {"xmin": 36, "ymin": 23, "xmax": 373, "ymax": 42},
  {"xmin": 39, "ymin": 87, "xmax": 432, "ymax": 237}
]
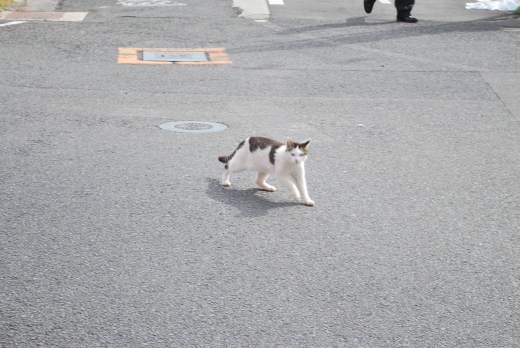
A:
[{"xmin": 395, "ymin": 0, "xmax": 415, "ymax": 17}]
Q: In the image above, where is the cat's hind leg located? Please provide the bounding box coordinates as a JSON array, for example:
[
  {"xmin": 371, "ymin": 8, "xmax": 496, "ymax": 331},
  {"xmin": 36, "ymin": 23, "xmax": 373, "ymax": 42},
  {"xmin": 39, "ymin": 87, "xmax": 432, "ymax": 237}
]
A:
[
  {"xmin": 222, "ymin": 169, "xmax": 231, "ymax": 187},
  {"xmin": 256, "ymin": 172, "xmax": 276, "ymax": 192},
  {"xmin": 221, "ymin": 158, "xmax": 246, "ymax": 187}
]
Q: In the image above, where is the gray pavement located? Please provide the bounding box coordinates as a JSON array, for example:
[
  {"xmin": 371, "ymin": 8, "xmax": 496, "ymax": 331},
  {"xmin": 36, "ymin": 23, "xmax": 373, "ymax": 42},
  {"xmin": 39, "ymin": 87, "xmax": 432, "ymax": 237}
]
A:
[{"xmin": 1, "ymin": 0, "xmax": 519, "ymax": 347}]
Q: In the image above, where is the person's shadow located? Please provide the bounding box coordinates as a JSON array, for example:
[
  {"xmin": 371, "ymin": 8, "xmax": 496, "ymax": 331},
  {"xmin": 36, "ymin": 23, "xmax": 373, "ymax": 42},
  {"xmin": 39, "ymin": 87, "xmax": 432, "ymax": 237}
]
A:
[{"xmin": 205, "ymin": 178, "xmax": 299, "ymax": 218}]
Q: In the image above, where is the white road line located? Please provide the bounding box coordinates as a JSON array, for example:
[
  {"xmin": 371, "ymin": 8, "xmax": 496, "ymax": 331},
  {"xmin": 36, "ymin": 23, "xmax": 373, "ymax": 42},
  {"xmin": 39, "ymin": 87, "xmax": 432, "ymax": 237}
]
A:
[
  {"xmin": 0, "ymin": 21, "xmax": 26, "ymax": 27},
  {"xmin": 268, "ymin": 0, "xmax": 284, "ymax": 5},
  {"xmin": 117, "ymin": 0, "xmax": 187, "ymax": 5},
  {"xmin": 59, "ymin": 12, "xmax": 89, "ymax": 21}
]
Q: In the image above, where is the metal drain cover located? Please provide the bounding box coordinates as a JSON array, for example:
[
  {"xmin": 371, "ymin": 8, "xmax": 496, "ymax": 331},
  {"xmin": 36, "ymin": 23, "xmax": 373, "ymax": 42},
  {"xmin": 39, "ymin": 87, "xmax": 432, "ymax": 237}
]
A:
[
  {"xmin": 160, "ymin": 121, "xmax": 227, "ymax": 133},
  {"xmin": 143, "ymin": 51, "xmax": 208, "ymax": 62}
]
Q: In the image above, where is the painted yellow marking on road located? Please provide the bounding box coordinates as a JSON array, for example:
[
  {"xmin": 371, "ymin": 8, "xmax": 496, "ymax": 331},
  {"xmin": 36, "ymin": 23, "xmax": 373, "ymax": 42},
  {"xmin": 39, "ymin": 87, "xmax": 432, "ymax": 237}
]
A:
[{"xmin": 117, "ymin": 48, "xmax": 232, "ymax": 65}]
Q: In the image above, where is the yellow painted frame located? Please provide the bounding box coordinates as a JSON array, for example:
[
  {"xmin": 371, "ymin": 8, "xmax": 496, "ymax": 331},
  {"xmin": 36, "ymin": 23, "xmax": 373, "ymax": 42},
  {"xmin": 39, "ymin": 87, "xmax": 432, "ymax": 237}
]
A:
[{"xmin": 118, "ymin": 47, "xmax": 232, "ymax": 65}]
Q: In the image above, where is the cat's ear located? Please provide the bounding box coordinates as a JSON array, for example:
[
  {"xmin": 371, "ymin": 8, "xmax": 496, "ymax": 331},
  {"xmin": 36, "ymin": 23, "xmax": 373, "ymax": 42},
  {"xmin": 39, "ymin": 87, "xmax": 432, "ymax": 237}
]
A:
[
  {"xmin": 286, "ymin": 137, "xmax": 295, "ymax": 149},
  {"xmin": 299, "ymin": 139, "xmax": 311, "ymax": 149}
]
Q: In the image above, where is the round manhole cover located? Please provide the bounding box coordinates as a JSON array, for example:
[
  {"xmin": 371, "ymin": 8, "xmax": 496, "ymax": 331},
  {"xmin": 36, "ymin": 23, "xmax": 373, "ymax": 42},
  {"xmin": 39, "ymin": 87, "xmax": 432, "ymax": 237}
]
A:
[{"xmin": 159, "ymin": 121, "xmax": 227, "ymax": 133}]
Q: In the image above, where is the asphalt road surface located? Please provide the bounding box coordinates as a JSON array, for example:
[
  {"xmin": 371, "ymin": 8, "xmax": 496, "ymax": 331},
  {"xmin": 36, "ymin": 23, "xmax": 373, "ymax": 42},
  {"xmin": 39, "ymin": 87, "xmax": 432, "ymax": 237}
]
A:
[{"xmin": 1, "ymin": 0, "xmax": 519, "ymax": 346}]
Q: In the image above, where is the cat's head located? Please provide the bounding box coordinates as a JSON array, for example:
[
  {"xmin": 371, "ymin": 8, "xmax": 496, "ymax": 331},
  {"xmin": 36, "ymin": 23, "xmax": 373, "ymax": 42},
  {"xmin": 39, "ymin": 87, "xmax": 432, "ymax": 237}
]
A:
[{"xmin": 285, "ymin": 138, "xmax": 311, "ymax": 165}]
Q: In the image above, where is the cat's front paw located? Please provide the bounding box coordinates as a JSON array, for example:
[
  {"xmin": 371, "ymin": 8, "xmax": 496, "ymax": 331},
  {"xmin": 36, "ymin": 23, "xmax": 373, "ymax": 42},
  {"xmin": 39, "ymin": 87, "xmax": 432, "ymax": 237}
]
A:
[
  {"xmin": 292, "ymin": 194, "xmax": 301, "ymax": 202},
  {"xmin": 263, "ymin": 185, "xmax": 276, "ymax": 192},
  {"xmin": 304, "ymin": 199, "xmax": 315, "ymax": 206},
  {"xmin": 222, "ymin": 181, "xmax": 231, "ymax": 187}
]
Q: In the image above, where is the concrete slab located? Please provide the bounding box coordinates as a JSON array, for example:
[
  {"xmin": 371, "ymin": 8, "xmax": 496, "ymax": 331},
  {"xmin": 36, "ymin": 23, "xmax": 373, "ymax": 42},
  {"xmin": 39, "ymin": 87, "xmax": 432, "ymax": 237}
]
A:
[
  {"xmin": 16, "ymin": 0, "xmax": 59, "ymax": 12},
  {"xmin": 233, "ymin": 0, "xmax": 270, "ymax": 19},
  {"xmin": 481, "ymin": 72, "xmax": 520, "ymax": 122}
]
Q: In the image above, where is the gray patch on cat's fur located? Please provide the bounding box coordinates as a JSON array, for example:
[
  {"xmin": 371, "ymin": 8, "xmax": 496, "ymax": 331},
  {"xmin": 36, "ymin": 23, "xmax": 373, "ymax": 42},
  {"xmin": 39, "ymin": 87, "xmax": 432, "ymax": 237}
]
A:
[
  {"xmin": 269, "ymin": 146, "xmax": 279, "ymax": 165},
  {"xmin": 218, "ymin": 140, "xmax": 245, "ymax": 169},
  {"xmin": 249, "ymin": 137, "xmax": 282, "ymax": 165},
  {"xmin": 249, "ymin": 137, "xmax": 282, "ymax": 152},
  {"xmin": 298, "ymin": 140, "xmax": 310, "ymax": 155}
]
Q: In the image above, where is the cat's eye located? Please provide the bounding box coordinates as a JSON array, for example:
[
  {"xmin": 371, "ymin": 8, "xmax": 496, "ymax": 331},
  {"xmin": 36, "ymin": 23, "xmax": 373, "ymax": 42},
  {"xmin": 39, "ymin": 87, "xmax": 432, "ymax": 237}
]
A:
[
  {"xmin": 300, "ymin": 154, "xmax": 305, "ymax": 156},
  {"xmin": 291, "ymin": 153, "xmax": 295, "ymax": 156}
]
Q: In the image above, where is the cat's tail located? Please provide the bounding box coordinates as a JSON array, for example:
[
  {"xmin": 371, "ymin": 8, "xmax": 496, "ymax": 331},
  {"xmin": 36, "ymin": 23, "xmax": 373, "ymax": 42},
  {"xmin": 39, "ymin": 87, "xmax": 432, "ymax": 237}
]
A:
[
  {"xmin": 219, "ymin": 140, "xmax": 244, "ymax": 164},
  {"xmin": 218, "ymin": 150, "xmax": 237, "ymax": 169},
  {"xmin": 219, "ymin": 140, "xmax": 244, "ymax": 165},
  {"xmin": 218, "ymin": 155, "xmax": 229, "ymax": 163}
]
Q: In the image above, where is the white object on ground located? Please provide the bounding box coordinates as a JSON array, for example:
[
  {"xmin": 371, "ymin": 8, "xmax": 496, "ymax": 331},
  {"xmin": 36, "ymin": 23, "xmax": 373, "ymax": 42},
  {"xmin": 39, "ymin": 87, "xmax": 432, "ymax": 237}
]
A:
[{"xmin": 466, "ymin": 0, "xmax": 520, "ymax": 10}]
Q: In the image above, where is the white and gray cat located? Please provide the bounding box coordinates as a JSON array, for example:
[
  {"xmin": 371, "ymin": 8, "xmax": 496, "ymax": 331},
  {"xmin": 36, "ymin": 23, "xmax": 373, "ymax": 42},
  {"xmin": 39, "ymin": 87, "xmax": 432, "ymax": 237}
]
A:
[{"xmin": 218, "ymin": 137, "xmax": 314, "ymax": 206}]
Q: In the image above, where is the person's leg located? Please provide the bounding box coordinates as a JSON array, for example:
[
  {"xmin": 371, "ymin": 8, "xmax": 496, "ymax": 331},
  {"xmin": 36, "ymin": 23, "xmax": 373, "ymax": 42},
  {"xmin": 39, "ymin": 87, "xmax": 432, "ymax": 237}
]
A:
[
  {"xmin": 395, "ymin": 0, "xmax": 418, "ymax": 22},
  {"xmin": 364, "ymin": 0, "xmax": 377, "ymax": 14}
]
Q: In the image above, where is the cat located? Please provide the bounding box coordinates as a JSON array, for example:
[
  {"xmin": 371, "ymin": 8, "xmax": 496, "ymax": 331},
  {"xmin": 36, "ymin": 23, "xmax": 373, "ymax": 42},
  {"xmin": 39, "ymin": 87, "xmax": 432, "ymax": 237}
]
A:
[{"xmin": 218, "ymin": 137, "xmax": 314, "ymax": 206}]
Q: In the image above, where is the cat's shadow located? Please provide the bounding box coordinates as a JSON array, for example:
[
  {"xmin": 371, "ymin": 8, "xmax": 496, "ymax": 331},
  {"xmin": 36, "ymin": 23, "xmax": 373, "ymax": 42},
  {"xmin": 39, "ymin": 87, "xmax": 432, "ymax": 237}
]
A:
[{"xmin": 206, "ymin": 178, "xmax": 297, "ymax": 217}]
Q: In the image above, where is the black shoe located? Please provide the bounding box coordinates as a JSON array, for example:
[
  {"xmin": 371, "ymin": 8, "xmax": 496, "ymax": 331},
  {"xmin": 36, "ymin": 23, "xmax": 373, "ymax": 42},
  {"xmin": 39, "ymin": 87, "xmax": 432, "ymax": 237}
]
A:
[
  {"xmin": 364, "ymin": 0, "xmax": 376, "ymax": 14},
  {"xmin": 397, "ymin": 16, "xmax": 418, "ymax": 23}
]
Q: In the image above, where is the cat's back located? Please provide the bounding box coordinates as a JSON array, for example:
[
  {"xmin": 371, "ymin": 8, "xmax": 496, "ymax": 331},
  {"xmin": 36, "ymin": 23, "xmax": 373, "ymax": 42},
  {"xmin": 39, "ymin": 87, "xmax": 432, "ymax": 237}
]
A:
[
  {"xmin": 247, "ymin": 136, "xmax": 283, "ymax": 151},
  {"xmin": 242, "ymin": 137, "xmax": 284, "ymax": 171}
]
